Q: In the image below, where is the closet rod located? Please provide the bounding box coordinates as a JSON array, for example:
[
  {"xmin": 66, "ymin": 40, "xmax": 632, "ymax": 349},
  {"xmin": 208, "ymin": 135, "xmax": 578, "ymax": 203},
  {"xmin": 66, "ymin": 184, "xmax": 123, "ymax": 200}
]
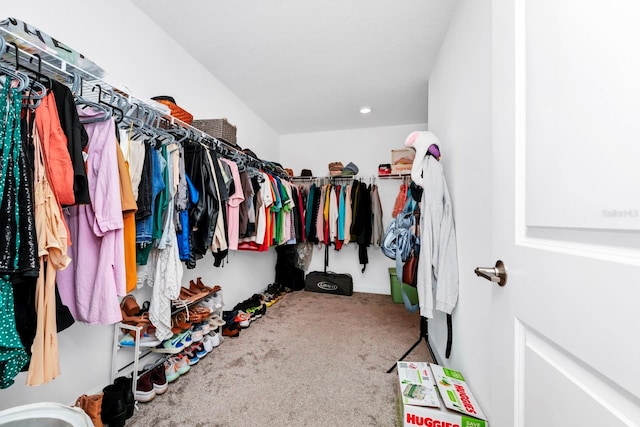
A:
[{"xmin": 0, "ymin": 29, "xmax": 291, "ymax": 180}]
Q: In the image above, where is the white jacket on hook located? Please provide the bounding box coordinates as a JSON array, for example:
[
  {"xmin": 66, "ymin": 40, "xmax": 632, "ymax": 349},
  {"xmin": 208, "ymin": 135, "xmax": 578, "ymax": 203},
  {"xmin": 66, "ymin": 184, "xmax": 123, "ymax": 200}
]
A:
[{"xmin": 407, "ymin": 133, "xmax": 459, "ymax": 319}]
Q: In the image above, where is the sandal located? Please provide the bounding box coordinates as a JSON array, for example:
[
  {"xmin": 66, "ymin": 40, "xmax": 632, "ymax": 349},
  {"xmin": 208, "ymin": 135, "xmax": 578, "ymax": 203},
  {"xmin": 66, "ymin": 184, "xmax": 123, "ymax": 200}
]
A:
[
  {"xmin": 172, "ymin": 311, "xmax": 192, "ymax": 332},
  {"xmin": 120, "ymin": 295, "xmax": 141, "ymax": 317}
]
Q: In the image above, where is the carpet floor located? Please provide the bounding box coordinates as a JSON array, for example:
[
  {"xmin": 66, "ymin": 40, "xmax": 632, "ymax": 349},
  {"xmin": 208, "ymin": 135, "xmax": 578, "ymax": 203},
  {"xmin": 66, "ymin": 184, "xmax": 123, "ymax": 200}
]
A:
[{"xmin": 126, "ymin": 290, "xmax": 432, "ymax": 427}]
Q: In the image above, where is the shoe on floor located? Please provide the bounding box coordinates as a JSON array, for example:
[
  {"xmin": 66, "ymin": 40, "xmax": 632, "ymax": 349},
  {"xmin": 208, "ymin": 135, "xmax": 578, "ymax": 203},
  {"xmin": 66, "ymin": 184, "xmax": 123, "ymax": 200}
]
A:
[
  {"xmin": 143, "ymin": 364, "xmax": 168, "ymax": 395},
  {"xmin": 135, "ymin": 370, "xmax": 157, "ymax": 403},
  {"xmin": 209, "ymin": 332, "xmax": 221, "ymax": 347},
  {"xmin": 222, "ymin": 322, "xmax": 240, "ymax": 338}
]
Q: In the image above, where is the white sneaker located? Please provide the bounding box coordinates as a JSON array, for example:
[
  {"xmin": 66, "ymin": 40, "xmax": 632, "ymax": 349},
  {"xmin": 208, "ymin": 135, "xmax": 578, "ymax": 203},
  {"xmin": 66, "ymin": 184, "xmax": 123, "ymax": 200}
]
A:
[
  {"xmin": 196, "ymin": 296, "xmax": 215, "ymax": 311},
  {"xmin": 202, "ymin": 335, "xmax": 214, "ymax": 353},
  {"xmin": 209, "ymin": 332, "xmax": 221, "ymax": 348},
  {"xmin": 212, "ymin": 291, "xmax": 224, "ymax": 309}
]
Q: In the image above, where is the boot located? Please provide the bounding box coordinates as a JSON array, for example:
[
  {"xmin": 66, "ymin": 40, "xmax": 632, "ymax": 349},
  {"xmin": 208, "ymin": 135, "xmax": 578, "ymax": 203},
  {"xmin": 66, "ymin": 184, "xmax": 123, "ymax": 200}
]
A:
[
  {"xmin": 101, "ymin": 383, "xmax": 127, "ymax": 427},
  {"xmin": 75, "ymin": 394, "xmax": 103, "ymax": 427},
  {"xmin": 114, "ymin": 376, "xmax": 135, "ymax": 419}
]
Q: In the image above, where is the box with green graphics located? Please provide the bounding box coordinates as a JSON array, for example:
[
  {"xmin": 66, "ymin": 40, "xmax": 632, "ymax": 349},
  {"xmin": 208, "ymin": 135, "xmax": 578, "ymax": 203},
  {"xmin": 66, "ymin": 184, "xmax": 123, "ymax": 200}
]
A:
[
  {"xmin": 397, "ymin": 361, "xmax": 441, "ymax": 408},
  {"xmin": 396, "ymin": 362, "xmax": 489, "ymax": 427},
  {"xmin": 430, "ymin": 364, "xmax": 488, "ymax": 421}
]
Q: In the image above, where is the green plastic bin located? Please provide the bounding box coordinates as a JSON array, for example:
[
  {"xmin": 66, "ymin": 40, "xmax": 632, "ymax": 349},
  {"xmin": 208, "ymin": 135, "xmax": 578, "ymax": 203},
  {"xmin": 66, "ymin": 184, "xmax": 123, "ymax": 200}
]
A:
[{"xmin": 389, "ymin": 268, "xmax": 418, "ymax": 305}]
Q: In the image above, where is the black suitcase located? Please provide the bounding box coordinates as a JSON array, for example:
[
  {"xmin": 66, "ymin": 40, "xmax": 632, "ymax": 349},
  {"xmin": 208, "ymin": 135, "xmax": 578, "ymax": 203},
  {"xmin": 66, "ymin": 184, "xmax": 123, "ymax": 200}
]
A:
[{"xmin": 305, "ymin": 245, "xmax": 353, "ymax": 296}]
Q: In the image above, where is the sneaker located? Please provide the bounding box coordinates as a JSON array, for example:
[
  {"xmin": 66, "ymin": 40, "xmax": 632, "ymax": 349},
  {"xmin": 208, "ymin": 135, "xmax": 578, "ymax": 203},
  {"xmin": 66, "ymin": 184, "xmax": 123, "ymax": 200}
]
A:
[
  {"xmin": 234, "ymin": 311, "xmax": 251, "ymax": 328},
  {"xmin": 143, "ymin": 364, "xmax": 168, "ymax": 395},
  {"xmin": 196, "ymin": 296, "xmax": 215, "ymax": 311},
  {"xmin": 150, "ymin": 330, "xmax": 191, "ymax": 354},
  {"xmin": 164, "ymin": 359, "xmax": 180, "ymax": 383},
  {"xmin": 194, "ymin": 342, "xmax": 208, "ymax": 359},
  {"xmin": 202, "ymin": 335, "xmax": 214, "ymax": 353},
  {"xmin": 135, "ymin": 370, "xmax": 156, "ymax": 403},
  {"xmin": 209, "ymin": 331, "xmax": 221, "ymax": 347},
  {"xmin": 170, "ymin": 354, "xmax": 191, "ymax": 375},
  {"xmin": 183, "ymin": 345, "xmax": 200, "ymax": 365},
  {"xmin": 119, "ymin": 331, "xmax": 161, "ymax": 348},
  {"xmin": 191, "ymin": 325, "xmax": 204, "ymax": 342},
  {"xmin": 212, "ymin": 291, "xmax": 224, "ymax": 310}
]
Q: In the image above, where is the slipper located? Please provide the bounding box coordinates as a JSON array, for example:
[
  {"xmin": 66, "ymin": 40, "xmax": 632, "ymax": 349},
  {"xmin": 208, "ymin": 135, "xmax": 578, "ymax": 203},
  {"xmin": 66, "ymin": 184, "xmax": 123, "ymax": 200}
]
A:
[{"xmin": 208, "ymin": 314, "xmax": 226, "ymax": 328}]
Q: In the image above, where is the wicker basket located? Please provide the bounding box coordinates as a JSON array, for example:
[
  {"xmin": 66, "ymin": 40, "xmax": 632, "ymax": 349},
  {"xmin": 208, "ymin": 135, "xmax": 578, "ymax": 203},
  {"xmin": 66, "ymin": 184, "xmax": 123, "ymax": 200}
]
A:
[{"xmin": 192, "ymin": 118, "xmax": 238, "ymax": 146}]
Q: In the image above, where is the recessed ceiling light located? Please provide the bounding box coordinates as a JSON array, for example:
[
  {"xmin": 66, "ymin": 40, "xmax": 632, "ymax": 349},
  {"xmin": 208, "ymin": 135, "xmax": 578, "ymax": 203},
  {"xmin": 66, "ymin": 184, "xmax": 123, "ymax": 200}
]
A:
[{"xmin": 359, "ymin": 106, "xmax": 372, "ymax": 114}]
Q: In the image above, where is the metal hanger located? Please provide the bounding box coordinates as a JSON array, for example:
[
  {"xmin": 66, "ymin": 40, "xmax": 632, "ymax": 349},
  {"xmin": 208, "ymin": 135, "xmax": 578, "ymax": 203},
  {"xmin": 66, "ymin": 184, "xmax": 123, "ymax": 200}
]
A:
[
  {"xmin": 0, "ymin": 38, "xmax": 30, "ymax": 92},
  {"xmin": 72, "ymin": 77, "xmax": 113, "ymax": 124}
]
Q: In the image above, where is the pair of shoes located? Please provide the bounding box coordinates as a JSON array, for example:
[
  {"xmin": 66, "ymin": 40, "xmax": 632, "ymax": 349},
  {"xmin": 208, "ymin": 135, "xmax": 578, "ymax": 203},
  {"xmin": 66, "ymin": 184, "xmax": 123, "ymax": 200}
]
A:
[
  {"xmin": 170, "ymin": 311, "xmax": 192, "ymax": 334},
  {"xmin": 233, "ymin": 293, "xmax": 264, "ymax": 312},
  {"xmin": 245, "ymin": 304, "xmax": 266, "ymax": 320},
  {"xmin": 224, "ymin": 310, "xmax": 251, "ymax": 328},
  {"xmin": 137, "ymin": 364, "xmax": 167, "ymax": 402},
  {"xmin": 164, "ymin": 359, "xmax": 180, "ymax": 383},
  {"xmin": 183, "ymin": 344, "xmax": 201, "ymax": 365},
  {"xmin": 165, "ymin": 354, "xmax": 190, "ymax": 380},
  {"xmin": 151, "ymin": 330, "xmax": 192, "ymax": 354},
  {"xmin": 222, "ymin": 322, "xmax": 240, "ymax": 338},
  {"xmin": 235, "ymin": 311, "xmax": 251, "ymax": 328},
  {"xmin": 190, "ymin": 277, "xmax": 222, "ymax": 295},
  {"xmin": 202, "ymin": 333, "xmax": 220, "ymax": 353},
  {"xmin": 118, "ymin": 326, "xmax": 161, "ymax": 348},
  {"xmin": 190, "ymin": 323, "xmax": 206, "ymax": 342},
  {"xmin": 209, "ymin": 314, "xmax": 226, "ymax": 329}
]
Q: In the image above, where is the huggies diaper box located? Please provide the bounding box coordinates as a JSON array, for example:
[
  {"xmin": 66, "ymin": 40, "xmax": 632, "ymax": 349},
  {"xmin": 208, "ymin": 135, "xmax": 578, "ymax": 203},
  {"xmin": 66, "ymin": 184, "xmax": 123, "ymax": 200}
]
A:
[{"xmin": 396, "ymin": 362, "xmax": 488, "ymax": 427}]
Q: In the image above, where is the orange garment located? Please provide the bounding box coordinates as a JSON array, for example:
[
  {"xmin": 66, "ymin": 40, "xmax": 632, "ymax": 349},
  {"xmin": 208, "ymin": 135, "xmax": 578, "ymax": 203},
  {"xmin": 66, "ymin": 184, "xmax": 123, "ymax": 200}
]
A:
[
  {"xmin": 115, "ymin": 140, "xmax": 138, "ymax": 293},
  {"xmin": 34, "ymin": 91, "xmax": 75, "ymax": 206},
  {"xmin": 392, "ymin": 183, "xmax": 409, "ymax": 218},
  {"xmin": 27, "ymin": 128, "xmax": 70, "ymax": 386}
]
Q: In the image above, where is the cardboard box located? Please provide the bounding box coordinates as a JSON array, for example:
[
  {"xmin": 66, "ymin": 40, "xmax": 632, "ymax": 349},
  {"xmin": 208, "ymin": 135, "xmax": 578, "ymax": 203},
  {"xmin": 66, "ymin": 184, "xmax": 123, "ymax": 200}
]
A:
[
  {"xmin": 397, "ymin": 361, "xmax": 440, "ymax": 408},
  {"xmin": 396, "ymin": 362, "xmax": 489, "ymax": 427},
  {"xmin": 431, "ymin": 364, "xmax": 488, "ymax": 421},
  {"xmin": 392, "ymin": 148, "xmax": 416, "ymax": 165},
  {"xmin": 391, "ymin": 149, "xmax": 414, "ymax": 175}
]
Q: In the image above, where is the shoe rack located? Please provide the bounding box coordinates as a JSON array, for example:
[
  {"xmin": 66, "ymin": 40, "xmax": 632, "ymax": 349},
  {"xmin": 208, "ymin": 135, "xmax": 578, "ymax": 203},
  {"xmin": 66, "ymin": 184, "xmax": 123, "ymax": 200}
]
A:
[{"xmin": 110, "ymin": 288, "xmax": 224, "ymax": 405}]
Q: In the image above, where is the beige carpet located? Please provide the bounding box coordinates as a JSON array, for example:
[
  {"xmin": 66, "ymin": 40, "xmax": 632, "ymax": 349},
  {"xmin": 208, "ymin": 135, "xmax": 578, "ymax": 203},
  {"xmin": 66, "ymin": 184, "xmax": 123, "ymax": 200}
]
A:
[{"xmin": 126, "ymin": 290, "xmax": 432, "ymax": 427}]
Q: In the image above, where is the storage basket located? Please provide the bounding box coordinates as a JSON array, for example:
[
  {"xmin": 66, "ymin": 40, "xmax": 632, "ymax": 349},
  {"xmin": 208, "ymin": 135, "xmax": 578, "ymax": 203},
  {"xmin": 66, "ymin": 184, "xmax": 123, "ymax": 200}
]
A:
[
  {"xmin": 150, "ymin": 96, "xmax": 194, "ymax": 124},
  {"xmin": 192, "ymin": 118, "xmax": 238, "ymax": 146},
  {"xmin": 389, "ymin": 268, "xmax": 418, "ymax": 305}
]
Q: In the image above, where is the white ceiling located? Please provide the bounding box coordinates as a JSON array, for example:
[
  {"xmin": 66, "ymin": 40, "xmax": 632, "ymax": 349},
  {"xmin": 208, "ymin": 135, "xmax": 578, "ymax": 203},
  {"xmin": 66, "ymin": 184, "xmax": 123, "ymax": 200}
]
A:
[{"xmin": 132, "ymin": 0, "xmax": 458, "ymax": 135}]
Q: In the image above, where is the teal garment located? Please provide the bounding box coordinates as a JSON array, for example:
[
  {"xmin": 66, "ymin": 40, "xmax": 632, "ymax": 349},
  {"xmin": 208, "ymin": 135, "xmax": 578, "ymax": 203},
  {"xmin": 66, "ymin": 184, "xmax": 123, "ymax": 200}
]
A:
[
  {"xmin": 0, "ymin": 84, "xmax": 29, "ymax": 389},
  {"xmin": 0, "ymin": 276, "xmax": 28, "ymax": 389},
  {"xmin": 338, "ymin": 185, "xmax": 346, "ymax": 240}
]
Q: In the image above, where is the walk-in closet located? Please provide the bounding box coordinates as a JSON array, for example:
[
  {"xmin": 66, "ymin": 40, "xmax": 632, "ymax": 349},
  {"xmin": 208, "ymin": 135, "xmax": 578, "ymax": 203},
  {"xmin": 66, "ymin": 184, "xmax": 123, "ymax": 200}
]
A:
[{"xmin": 2, "ymin": 1, "xmax": 639, "ymax": 427}]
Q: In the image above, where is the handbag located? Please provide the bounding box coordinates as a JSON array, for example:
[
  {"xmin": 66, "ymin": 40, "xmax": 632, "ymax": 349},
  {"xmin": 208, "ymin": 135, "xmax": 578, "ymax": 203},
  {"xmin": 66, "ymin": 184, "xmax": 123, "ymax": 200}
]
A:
[{"xmin": 402, "ymin": 250, "xmax": 419, "ymax": 287}]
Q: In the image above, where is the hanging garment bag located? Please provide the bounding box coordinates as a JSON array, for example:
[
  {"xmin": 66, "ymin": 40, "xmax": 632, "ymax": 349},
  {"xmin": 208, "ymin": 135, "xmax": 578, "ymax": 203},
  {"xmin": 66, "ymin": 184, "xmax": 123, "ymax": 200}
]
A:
[{"xmin": 305, "ymin": 245, "xmax": 353, "ymax": 296}]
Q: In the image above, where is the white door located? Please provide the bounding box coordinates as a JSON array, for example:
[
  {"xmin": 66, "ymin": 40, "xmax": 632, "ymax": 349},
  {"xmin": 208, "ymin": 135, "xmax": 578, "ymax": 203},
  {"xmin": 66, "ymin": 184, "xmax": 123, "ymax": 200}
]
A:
[{"xmin": 490, "ymin": 0, "xmax": 640, "ymax": 426}]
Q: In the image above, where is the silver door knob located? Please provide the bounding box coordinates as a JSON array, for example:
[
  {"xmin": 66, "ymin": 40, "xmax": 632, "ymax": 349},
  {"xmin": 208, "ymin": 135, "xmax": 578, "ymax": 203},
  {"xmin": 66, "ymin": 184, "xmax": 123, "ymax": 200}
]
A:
[{"xmin": 474, "ymin": 260, "xmax": 507, "ymax": 286}]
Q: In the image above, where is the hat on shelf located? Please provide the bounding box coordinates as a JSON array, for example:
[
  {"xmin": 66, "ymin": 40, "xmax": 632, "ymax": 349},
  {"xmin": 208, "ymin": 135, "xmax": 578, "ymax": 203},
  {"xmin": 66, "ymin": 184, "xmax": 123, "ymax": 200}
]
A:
[
  {"xmin": 341, "ymin": 162, "xmax": 359, "ymax": 176},
  {"xmin": 285, "ymin": 168, "xmax": 294, "ymax": 177},
  {"xmin": 300, "ymin": 169, "xmax": 313, "ymax": 177}
]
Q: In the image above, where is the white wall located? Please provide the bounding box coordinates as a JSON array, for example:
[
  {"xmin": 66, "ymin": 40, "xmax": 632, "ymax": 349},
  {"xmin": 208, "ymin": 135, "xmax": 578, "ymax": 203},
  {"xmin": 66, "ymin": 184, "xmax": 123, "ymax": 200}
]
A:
[
  {"xmin": 279, "ymin": 123, "xmax": 427, "ymax": 294},
  {"xmin": 426, "ymin": 0, "xmax": 493, "ymax": 416},
  {"xmin": 0, "ymin": 0, "xmax": 279, "ymax": 409}
]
